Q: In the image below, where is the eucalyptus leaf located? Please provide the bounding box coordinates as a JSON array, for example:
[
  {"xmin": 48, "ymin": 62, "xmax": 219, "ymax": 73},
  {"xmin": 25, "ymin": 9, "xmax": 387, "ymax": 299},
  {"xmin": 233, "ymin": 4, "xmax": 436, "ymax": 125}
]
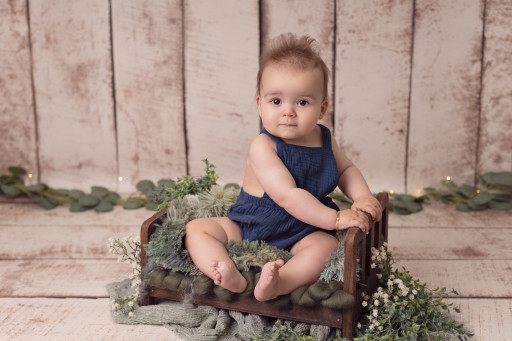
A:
[
  {"xmin": 78, "ymin": 194, "xmax": 100, "ymax": 207},
  {"xmin": 33, "ymin": 196, "xmax": 58, "ymax": 210},
  {"xmin": 91, "ymin": 186, "xmax": 110, "ymax": 199},
  {"xmin": 488, "ymin": 200, "xmax": 512, "ymax": 211},
  {"xmin": 144, "ymin": 200, "xmax": 158, "ymax": 211},
  {"xmin": 0, "ymin": 184, "xmax": 22, "ymax": 197},
  {"xmin": 136, "ymin": 180, "xmax": 156, "ymax": 195},
  {"xmin": 123, "ymin": 198, "xmax": 145, "ymax": 209},
  {"xmin": 26, "ymin": 183, "xmax": 47, "ymax": 193},
  {"xmin": 455, "ymin": 203, "xmax": 471, "ymax": 212},
  {"xmin": 104, "ymin": 192, "xmax": 121, "ymax": 204},
  {"xmin": 94, "ymin": 200, "xmax": 114, "ymax": 212},
  {"xmin": 456, "ymin": 184, "xmax": 476, "ymax": 199},
  {"xmin": 223, "ymin": 183, "xmax": 240, "ymax": 190},
  {"xmin": 479, "ymin": 171, "xmax": 512, "ymax": 187},
  {"xmin": 70, "ymin": 202, "xmax": 89, "ymax": 212},
  {"xmin": 471, "ymin": 191, "xmax": 492, "ymax": 205},
  {"xmin": 8, "ymin": 166, "xmax": 27, "ymax": 176},
  {"xmin": 69, "ymin": 189, "xmax": 85, "ymax": 200},
  {"xmin": 157, "ymin": 179, "xmax": 176, "ymax": 188}
]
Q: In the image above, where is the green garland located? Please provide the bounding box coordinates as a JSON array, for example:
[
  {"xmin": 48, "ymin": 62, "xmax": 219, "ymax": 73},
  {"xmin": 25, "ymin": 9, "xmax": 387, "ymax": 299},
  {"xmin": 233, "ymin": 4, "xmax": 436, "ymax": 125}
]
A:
[{"xmin": 1, "ymin": 162, "xmax": 511, "ymax": 215}]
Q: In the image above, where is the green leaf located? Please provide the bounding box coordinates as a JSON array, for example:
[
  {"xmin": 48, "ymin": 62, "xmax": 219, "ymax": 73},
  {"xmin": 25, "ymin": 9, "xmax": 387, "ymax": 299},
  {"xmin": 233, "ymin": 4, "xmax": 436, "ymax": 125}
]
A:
[
  {"xmin": 94, "ymin": 200, "xmax": 114, "ymax": 212},
  {"xmin": 91, "ymin": 186, "xmax": 110, "ymax": 199},
  {"xmin": 8, "ymin": 166, "xmax": 27, "ymax": 176},
  {"xmin": 488, "ymin": 200, "xmax": 512, "ymax": 211},
  {"xmin": 68, "ymin": 189, "xmax": 85, "ymax": 200},
  {"xmin": 103, "ymin": 192, "xmax": 121, "ymax": 204},
  {"xmin": 26, "ymin": 183, "xmax": 47, "ymax": 193},
  {"xmin": 69, "ymin": 202, "xmax": 89, "ymax": 212},
  {"xmin": 455, "ymin": 202, "xmax": 471, "ymax": 212},
  {"xmin": 78, "ymin": 194, "xmax": 100, "ymax": 207},
  {"xmin": 144, "ymin": 200, "xmax": 158, "ymax": 211},
  {"xmin": 157, "ymin": 179, "xmax": 176, "ymax": 188},
  {"xmin": 136, "ymin": 180, "xmax": 156, "ymax": 195},
  {"xmin": 123, "ymin": 198, "xmax": 145, "ymax": 209},
  {"xmin": 223, "ymin": 183, "xmax": 240, "ymax": 190},
  {"xmin": 471, "ymin": 191, "xmax": 492, "ymax": 205},
  {"xmin": 0, "ymin": 184, "xmax": 22, "ymax": 197},
  {"xmin": 456, "ymin": 184, "xmax": 476, "ymax": 198},
  {"xmin": 479, "ymin": 171, "xmax": 512, "ymax": 187},
  {"xmin": 33, "ymin": 196, "xmax": 59, "ymax": 210}
]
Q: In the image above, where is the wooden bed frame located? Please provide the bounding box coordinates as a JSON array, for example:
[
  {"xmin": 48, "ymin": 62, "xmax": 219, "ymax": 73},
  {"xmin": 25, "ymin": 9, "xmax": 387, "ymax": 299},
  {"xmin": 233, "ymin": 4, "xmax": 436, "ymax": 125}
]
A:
[{"xmin": 140, "ymin": 192, "xmax": 388, "ymax": 340}]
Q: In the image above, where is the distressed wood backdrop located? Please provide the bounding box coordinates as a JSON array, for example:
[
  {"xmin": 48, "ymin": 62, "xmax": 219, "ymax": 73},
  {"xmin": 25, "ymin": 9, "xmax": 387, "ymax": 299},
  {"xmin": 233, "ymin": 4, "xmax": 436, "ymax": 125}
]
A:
[{"xmin": 1, "ymin": 0, "xmax": 511, "ymax": 194}]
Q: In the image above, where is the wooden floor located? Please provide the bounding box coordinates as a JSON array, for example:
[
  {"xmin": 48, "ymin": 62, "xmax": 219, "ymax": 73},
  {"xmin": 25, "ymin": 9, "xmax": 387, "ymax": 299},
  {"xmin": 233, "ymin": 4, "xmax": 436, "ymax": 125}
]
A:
[{"xmin": 1, "ymin": 200, "xmax": 511, "ymax": 340}]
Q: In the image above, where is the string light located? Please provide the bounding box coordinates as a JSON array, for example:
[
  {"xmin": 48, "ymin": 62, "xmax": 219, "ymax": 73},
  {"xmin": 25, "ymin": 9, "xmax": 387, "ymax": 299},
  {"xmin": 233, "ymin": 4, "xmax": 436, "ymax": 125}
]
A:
[
  {"xmin": 389, "ymin": 190, "xmax": 395, "ymax": 195},
  {"xmin": 446, "ymin": 176, "xmax": 451, "ymax": 181},
  {"xmin": 28, "ymin": 173, "xmax": 33, "ymax": 179},
  {"xmin": 118, "ymin": 176, "xmax": 123, "ymax": 182}
]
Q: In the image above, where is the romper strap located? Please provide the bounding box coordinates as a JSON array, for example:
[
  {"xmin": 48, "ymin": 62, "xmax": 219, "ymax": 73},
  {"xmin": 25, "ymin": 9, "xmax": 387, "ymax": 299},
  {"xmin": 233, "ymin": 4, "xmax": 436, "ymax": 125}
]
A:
[
  {"xmin": 260, "ymin": 129, "xmax": 283, "ymax": 144},
  {"xmin": 318, "ymin": 124, "xmax": 332, "ymax": 148}
]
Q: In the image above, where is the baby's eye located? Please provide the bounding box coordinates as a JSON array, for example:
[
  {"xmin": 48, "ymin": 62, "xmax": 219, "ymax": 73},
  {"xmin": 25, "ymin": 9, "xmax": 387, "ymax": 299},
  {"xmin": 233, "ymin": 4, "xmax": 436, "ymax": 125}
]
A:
[
  {"xmin": 297, "ymin": 99, "xmax": 309, "ymax": 106},
  {"xmin": 271, "ymin": 98, "xmax": 281, "ymax": 105}
]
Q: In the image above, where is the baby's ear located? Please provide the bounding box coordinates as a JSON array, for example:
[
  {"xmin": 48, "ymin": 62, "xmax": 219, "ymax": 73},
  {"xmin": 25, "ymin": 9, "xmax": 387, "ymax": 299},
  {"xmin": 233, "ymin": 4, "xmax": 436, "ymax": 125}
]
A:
[{"xmin": 320, "ymin": 100, "xmax": 329, "ymax": 118}]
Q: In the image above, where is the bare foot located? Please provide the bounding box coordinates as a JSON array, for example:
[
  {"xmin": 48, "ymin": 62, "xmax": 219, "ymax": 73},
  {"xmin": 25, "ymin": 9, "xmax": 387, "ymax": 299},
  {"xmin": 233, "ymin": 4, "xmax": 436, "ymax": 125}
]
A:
[
  {"xmin": 210, "ymin": 260, "xmax": 247, "ymax": 293},
  {"xmin": 254, "ymin": 259, "xmax": 285, "ymax": 301}
]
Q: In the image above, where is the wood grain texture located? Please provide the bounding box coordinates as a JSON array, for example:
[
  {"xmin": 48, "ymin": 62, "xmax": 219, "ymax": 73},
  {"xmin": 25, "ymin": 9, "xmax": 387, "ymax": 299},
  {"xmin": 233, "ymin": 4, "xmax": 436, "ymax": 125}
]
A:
[
  {"xmin": 335, "ymin": 0, "xmax": 413, "ymax": 193},
  {"xmin": 0, "ymin": 202, "xmax": 151, "ymax": 226},
  {"xmin": 0, "ymin": 259, "xmax": 129, "ymax": 297},
  {"xmin": 445, "ymin": 298, "xmax": 512, "ymax": 341},
  {"xmin": 29, "ymin": 0, "xmax": 117, "ymax": 190},
  {"xmin": 0, "ymin": 298, "xmax": 179, "ymax": 340},
  {"xmin": 0, "ymin": 0, "xmax": 38, "ymax": 179},
  {"xmin": 184, "ymin": 0, "xmax": 260, "ymax": 184},
  {"xmin": 261, "ymin": 0, "xmax": 335, "ymax": 130},
  {"xmin": 112, "ymin": 0, "xmax": 187, "ymax": 192},
  {"xmin": 407, "ymin": 0, "xmax": 484, "ymax": 192},
  {"xmin": 396, "ymin": 259, "xmax": 512, "ymax": 297},
  {"xmin": 477, "ymin": 0, "xmax": 512, "ymax": 175},
  {"xmin": 0, "ymin": 224, "xmax": 139, "ymax": 259},
  {"xmin": 389, "ymin": 227, "xmax": 512, "ymax": 260}
]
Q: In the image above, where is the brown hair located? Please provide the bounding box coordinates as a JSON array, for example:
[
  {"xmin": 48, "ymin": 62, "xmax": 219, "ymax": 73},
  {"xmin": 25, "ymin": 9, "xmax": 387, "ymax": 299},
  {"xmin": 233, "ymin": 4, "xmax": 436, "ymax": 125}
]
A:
[{"xmin": 257, "ymin": 33, "xmax": 329, "ymax": 100}]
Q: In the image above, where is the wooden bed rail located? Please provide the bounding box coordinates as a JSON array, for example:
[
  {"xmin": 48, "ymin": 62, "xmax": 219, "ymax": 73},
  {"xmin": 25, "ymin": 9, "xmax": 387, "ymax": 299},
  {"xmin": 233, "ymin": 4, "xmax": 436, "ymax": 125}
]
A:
[{"xmin": 140, "ymin": 192, "xmax": 389, "ymax": 340}]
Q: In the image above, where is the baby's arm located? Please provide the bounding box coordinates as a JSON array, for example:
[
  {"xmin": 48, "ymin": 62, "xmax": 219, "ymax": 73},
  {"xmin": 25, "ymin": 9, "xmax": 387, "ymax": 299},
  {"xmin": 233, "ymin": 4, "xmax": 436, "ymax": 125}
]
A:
[
  {"xmin": 248, "ymin": 134, "xmax": 369, "ymax": 232},
  {"xmin": 331, "ymin": 135, "xmax": 382, "ymax": 221}
]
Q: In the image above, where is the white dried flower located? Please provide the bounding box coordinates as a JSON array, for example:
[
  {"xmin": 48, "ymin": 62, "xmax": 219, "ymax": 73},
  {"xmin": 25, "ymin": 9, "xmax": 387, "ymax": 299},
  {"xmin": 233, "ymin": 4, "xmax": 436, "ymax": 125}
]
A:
[
  {"xmin": 374, "ymin": 300, "xmax": 379, "ymax": 306},
  {"xmin": 128, "ymin": 311, "xmax": 133, "ymax": 317},
  {"xmin": 362, "ymin": 301, "xmax": 368, "ymax": 307},
  {"xmin": 378, "ymin": 326, "xmax": 383, "ymax": 331},
  {"xmin": 357, "ymin": 323, "xmax": 362, "ymax": 329},
  {"xmin": 372, "ymin": 309, "xmax": 378, "ymax": 318},
  {"xmin": 371, "ymin": 263, "xmax": 376, "ymax": 269}
]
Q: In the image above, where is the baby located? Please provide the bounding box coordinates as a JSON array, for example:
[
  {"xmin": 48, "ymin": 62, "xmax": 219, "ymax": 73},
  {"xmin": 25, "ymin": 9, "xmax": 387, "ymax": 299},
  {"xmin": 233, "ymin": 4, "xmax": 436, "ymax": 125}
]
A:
[{"xmin": 185, "ymin": 33, "xmax": 382, "ymax": 302}]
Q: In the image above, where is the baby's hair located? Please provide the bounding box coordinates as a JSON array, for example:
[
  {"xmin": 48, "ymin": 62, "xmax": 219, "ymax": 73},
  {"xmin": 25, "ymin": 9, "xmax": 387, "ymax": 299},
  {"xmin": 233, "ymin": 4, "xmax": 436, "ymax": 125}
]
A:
[{"xmin": 257, "ymin": 33, "xmax": 329, "ymax": 100}]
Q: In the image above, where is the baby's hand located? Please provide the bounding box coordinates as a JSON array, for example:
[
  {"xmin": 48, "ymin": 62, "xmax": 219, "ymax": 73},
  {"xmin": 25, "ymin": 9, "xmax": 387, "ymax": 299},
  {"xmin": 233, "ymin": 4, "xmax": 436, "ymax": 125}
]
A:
[
  {"xmin": 337, "ymin": 209, "xmax": 370, "ymax": 234},
  {"xmin": 352, "ymin": 195, "xmax": 382, "ymax": 222}
]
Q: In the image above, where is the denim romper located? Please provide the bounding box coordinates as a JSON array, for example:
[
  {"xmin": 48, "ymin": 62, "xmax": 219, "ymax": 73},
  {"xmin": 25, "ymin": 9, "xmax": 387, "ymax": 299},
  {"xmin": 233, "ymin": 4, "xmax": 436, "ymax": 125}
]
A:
[{"xmin": 227, "ymin": 124, "xmax": 341, "ymax": 251}]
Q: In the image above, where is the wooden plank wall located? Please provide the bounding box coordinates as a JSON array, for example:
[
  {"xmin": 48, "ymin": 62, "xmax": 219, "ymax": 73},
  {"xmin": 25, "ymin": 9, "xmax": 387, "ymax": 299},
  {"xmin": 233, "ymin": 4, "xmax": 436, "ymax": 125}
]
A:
[{"xmin": 1, "ymin": 0, "xmax": 511, "ymax": 194}]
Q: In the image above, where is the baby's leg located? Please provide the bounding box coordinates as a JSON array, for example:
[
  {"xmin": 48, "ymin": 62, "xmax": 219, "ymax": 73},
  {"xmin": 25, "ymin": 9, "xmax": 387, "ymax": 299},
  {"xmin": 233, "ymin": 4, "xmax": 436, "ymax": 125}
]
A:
[
  {"xmin": 254, "ymin": 231, "xmax": 338, "ymax": 301},
  {"xmin": 185, "ymin": 217, "xmax": 247, "ymax": 293}
]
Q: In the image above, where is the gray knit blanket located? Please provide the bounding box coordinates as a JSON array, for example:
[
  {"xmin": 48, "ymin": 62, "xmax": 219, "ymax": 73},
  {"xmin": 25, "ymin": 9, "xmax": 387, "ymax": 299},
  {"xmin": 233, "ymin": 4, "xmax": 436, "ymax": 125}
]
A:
[{"xmin": 106, "ymin": 278, "xmax": 342, "ymax": 340}]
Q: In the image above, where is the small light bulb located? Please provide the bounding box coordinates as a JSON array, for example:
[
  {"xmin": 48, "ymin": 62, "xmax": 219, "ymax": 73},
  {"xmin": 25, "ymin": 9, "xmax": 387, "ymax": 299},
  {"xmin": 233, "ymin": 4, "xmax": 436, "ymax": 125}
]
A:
[
  {"xmin": 446, "ymin": 176, "xmax": 451, "ymax": 181},
  {"xmin": 476, "ymin": 189, "xmax": 481, "ymax": 194},
  {"xmin": 389, "ymin": 190, "xmax": 395, "ymax": 195},
  {"xmin": 118, "ymin": 176, "xmax": 123, "ymax": 182},
  {"xmin": 28, "ymin": 173, "xmax": 33, "ymax": 179}
]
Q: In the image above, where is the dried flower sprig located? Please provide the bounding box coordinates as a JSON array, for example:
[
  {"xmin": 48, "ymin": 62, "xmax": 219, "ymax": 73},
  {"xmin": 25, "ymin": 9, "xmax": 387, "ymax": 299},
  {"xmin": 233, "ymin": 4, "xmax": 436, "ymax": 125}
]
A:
[
  {"xmin": 108, "ymin": 235, "xmax": 141, "ymax": 316},
  {"xmin": 356, "ymin": 243, "xmax": 472, "ymax": 340}
]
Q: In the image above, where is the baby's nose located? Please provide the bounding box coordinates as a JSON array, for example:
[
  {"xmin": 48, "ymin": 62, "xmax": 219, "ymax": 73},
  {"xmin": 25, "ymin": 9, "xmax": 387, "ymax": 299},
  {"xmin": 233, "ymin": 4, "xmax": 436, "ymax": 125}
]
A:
[{"xmin": 282, "ymin": 105, "xmax": 296, "ymax": 116}]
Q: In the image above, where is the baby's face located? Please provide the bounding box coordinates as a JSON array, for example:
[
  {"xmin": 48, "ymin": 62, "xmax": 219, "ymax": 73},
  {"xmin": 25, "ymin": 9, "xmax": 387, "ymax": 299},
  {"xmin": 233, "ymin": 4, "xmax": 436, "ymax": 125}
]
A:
[{"xmin": 256, "ymin": 63, "xmax": 327, "ymax": 145}]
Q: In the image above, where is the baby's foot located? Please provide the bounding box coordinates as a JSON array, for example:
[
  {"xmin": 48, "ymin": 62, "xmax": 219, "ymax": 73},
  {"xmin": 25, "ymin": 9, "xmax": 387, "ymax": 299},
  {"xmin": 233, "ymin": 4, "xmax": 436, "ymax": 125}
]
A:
[
  {"xmin": 210, "ymin": 260, "xmax": 247, "ymax": 293},
  {"xmin": 254, "ymin": 259, "xmax": 285, "ymax": 301}
]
